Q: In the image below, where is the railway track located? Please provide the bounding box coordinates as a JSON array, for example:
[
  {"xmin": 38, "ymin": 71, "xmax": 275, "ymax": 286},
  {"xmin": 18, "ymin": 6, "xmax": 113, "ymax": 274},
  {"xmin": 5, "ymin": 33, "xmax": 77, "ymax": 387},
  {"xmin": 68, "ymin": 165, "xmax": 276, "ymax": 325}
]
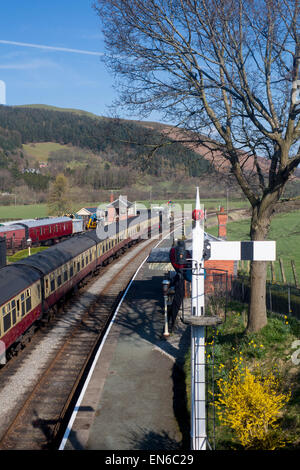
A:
[
  {"xmin": 0, "ymin": 234, "xmax": 166, "ymax": 450},
  {"xmin": 0, "ymin": 208, "xmax": 246, "ymax": 450}
]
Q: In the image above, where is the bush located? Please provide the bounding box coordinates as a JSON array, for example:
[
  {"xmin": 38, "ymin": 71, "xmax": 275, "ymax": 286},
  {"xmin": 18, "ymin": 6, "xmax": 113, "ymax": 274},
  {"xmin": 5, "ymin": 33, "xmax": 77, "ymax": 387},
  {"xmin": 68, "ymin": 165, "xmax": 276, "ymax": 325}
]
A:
[{"xmin": 214, "ymin": 357, "xmax": 291, "ymax": 449}]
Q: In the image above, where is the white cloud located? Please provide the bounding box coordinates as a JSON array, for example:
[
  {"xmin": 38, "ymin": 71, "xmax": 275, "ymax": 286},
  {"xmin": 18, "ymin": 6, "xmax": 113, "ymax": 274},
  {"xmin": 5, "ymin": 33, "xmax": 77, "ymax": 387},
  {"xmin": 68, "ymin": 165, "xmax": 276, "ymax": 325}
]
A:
[
  {"xmin": 0, "ymin": 59, "xmax": 60, "ymax": 70},
  {"xmin": 0, "ymin": 39, "xmax": 104, "ymax": 56}
]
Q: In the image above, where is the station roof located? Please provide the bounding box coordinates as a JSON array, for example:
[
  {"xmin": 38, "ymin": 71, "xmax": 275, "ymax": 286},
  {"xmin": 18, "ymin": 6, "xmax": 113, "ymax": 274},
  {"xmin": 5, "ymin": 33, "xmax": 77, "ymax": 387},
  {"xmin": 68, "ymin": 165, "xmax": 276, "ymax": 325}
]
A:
[
  {"xmin": 106, "ymin": 195, "xmax": 134, "ymax": 209},
  {"xmin": 76, "ymin": 207, "xmax": 98, "ymax": 216}
]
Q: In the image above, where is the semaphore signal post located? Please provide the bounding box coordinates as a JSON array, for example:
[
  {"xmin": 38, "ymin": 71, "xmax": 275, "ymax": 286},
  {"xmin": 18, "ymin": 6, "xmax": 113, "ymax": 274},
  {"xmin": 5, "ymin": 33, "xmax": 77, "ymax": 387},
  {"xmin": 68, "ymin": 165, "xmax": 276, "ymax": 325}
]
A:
[
  {"xmin": 148, "ymin": 187, "xmax": 276, "ymax": 450},
  {"xmin": 188, "ymin": 187, "xmax": 276, "ymax": 450}
]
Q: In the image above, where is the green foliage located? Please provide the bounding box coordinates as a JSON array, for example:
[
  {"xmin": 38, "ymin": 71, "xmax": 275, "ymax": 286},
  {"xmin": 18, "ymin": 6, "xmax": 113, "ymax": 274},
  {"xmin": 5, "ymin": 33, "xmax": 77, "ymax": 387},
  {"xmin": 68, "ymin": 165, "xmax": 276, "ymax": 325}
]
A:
[
  {"xmin": 214, "ymin": 358, "xmax": 291, "ymax": 449},
  {"xmin": 0, "ymin": 125, "xmax": 22, "ymax": 152},
  {"xmin": 0, "ymin": 105, "xmax": 212, "ymax": 178},
  {"xmin": 47, "ymin": 173, "xmax": 70, "ymax": 216},
  {"xmin": 185, "ymin": 303, "xmax": 300, "ymax": 449}
]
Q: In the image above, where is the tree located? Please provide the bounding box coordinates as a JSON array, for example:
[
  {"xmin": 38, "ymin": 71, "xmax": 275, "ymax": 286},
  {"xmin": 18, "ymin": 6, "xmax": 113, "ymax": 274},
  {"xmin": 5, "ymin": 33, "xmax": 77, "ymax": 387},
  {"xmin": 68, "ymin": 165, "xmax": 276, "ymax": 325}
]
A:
[
  {"xmin": 94, "ymin": 0, "xmax": 300, "ymax": 331},
  {"xmin": 47, "ymin": 173, "xmax": 70, "ymax": 216}
]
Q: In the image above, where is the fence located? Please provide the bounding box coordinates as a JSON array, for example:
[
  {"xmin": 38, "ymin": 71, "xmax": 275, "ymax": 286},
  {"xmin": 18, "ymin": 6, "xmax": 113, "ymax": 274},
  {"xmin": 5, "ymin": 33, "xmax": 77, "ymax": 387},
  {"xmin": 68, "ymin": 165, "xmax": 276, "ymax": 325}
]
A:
[
  {"xmin": 239, "ymin": 259, "xmax": 299, "ymax": 288},
  {"xmin": 4, "ymin": 237, "xmax": 27, "ymax": 254},
  {"xmin": 230, "ymin": 275, "xmax": 300, "ymax": 321}
]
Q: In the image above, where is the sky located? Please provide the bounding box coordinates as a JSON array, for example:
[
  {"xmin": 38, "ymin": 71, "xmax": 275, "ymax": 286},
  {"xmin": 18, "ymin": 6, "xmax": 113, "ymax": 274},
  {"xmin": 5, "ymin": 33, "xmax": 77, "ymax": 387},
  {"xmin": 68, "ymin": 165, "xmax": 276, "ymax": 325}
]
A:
[{"xmin": 0, "ymin": 1, "xmax": 153, "ymax": 121}]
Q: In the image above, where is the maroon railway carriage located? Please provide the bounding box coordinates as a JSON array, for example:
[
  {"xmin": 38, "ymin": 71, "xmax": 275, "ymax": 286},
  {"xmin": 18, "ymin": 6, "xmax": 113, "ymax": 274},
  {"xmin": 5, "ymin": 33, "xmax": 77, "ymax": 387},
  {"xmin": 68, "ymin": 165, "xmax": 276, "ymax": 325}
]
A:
[
  {"xmin": 0, "ymin": 209, "xmax": 161, "ymax": 358},
  {"xmin": 7, "ymin": 217, "xmax": 73, "ymax": 245},
  {"xmin": 0, "ymin": 265, "xmax": 42, "ymax": 354},
  {"xmin": 0, "ymin": 224, "xmax": 26, "ymax": 250}
]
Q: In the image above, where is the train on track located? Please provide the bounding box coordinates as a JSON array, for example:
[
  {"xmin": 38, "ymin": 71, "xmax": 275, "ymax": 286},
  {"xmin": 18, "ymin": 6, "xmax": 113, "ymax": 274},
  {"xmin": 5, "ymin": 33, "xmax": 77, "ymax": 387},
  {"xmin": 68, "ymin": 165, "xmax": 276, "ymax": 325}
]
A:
[
  {"xmin": 0, "ymin": 210, "xmax": 162, "ymax": 361},
  {"xmin": 0, "ymin": 216, "xmax": 84, "ymax": 251}
]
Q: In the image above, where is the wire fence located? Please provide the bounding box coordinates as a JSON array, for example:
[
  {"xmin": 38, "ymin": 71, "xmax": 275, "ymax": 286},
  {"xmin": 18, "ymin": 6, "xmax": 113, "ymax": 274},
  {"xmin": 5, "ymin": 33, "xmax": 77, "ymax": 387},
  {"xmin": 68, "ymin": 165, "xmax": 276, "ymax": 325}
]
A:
[{"xmin": 230, "ymin": 275, "xmax": 300, "ymax": 321}]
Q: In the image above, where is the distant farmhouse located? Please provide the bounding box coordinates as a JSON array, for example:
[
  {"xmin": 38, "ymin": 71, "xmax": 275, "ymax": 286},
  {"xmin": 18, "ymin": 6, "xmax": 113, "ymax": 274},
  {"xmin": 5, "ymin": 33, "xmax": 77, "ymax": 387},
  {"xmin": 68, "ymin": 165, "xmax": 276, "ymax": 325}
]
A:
[
  {"xmin": 21, "ymin": 168, "xmax": 41, "ymax": 174},
  {"xmin": 76, "ymin": 194, "xmax": 137, "ymax": 226}
]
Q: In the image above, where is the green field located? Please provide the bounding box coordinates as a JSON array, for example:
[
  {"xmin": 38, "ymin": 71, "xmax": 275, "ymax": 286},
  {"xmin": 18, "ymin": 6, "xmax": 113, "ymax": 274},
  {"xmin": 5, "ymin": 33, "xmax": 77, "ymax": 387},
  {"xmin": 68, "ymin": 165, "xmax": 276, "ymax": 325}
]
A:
[
  {"xmin": 0, "ymin": 197, "xmax": 249, "ymax": 221},
  {"xmin": 0, "ymin": 202, "xmax": 99, "ymax": 220},
  {"xmin": 208, "ymin": 210, "xmax": 300, "ymax": 285},
  {"xmin": 136, "ymin": 197, "xmax": 249, "ymax": 210},
  {"xmin": 22, "ymin": 142, "xmax": 69, "ymax": 162},
  {"xmin": 0, "ymin": 204, "xmax": 48, "ymax": 220}
]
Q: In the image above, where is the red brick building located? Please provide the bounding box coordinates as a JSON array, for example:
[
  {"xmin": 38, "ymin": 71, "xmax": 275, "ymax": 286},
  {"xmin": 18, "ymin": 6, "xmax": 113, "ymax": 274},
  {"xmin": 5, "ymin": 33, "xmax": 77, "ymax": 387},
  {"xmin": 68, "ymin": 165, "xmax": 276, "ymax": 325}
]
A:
[{"xmin": 205, "ymin": 207, "xmax": 236, "ymax": 293}]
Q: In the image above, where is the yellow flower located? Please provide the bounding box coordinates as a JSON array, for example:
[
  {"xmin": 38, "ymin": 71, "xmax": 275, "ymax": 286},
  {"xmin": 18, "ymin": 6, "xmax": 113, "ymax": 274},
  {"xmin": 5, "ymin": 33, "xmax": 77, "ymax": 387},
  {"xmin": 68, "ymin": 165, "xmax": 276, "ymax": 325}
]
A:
[{"xmin": 213, "ymin": 359, "xmax": 291, "ymax": 449}]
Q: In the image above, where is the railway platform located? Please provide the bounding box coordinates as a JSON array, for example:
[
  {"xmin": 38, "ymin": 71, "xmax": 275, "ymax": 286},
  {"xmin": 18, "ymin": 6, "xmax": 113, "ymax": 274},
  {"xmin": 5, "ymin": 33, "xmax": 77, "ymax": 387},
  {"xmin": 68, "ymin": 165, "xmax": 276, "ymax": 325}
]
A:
[{"xmin": 61, "ymin": 239, "xmax": 191, "ymax": 451}]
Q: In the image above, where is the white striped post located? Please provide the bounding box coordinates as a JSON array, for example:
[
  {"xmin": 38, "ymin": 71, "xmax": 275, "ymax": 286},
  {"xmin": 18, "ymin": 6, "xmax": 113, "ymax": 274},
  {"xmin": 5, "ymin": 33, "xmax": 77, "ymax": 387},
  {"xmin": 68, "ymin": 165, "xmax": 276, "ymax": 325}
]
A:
[{"xmin": 191, "ymin": 187, "xmax": 206, "ymax": 450}]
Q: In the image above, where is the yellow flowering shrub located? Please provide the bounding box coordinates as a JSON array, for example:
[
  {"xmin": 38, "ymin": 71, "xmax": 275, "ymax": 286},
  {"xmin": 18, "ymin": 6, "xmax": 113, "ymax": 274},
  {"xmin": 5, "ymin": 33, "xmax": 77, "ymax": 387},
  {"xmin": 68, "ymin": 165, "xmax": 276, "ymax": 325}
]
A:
[{"xmin": 214, "ymin": 358, "xmax": 291, "ymax": 449}]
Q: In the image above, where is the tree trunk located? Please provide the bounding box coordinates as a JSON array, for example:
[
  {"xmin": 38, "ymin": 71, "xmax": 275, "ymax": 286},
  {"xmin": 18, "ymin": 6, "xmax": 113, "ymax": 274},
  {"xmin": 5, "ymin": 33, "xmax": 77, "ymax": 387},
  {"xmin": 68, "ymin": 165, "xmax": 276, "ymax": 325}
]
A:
[
  {"xmin": 246, "ymin": 200, "xmax": 274, "ymax": 333},
  {"xmin": 247, "ymin": 260, "xmax": 268, "ymax": 332}
]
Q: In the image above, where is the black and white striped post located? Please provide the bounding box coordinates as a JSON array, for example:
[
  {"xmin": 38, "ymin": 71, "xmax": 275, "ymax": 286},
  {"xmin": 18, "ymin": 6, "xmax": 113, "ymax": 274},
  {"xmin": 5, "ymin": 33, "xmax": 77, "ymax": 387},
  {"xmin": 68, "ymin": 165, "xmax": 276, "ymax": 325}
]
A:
[{"xmin": 189, "ymin": 188, "xmax": 276, "ymax": 451}]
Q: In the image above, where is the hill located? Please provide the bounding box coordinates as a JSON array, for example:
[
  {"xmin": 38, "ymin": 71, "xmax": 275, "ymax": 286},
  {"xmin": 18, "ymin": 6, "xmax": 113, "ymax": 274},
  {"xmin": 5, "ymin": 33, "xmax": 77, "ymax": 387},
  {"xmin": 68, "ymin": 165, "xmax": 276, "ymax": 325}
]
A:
[
  {"xmin": 0, "ymin": 104, "xmax": 231, "ymax": 206},
  {"xmin": 0, "ymin": 103, "xmax": 299, "ymax": 207}
]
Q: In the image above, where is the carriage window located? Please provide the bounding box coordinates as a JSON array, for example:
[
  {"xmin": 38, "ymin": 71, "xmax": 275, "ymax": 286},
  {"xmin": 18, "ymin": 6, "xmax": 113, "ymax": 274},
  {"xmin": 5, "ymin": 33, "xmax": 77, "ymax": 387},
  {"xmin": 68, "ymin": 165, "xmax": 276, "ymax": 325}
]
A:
[
  {"xmin": 50, "ymin": 280, "xmax": 55, "ymax": 291},
  {"xmin": 12, "ymin": 304, "xmax": 17, "ymax": 324},
  {"xmin": 77, "ymin": 262, "xmax": 80, "ymax": 272},
  {"xmin": 64, "ymin": 271, "xmax": 68, "ymax": 282},
  {"xmin": 26, "ymin": 297, "xmax": 31, "ymax": 312},
  {"xmin": 70, "ymin": 266, "xmax": 74, "ymax": 277},
  {"xmin": 57, "ymin": 275, "xmax": 62, "ymax": 287},
  {"xmin": 3, "ymin": 312, "xmax": 11, "ymax": 332}
]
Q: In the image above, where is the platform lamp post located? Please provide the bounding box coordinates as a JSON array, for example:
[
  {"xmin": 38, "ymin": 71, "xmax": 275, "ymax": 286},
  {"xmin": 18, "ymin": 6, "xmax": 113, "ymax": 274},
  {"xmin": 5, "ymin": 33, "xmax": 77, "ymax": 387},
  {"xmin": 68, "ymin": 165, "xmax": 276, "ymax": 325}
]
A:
[
  {"xmin": 162, "ymin": 279, "xmax": 170, "ymax": 337},
  {"xmin": 27, "ymin": 237, "xmax": 32, "ymax": 256}
]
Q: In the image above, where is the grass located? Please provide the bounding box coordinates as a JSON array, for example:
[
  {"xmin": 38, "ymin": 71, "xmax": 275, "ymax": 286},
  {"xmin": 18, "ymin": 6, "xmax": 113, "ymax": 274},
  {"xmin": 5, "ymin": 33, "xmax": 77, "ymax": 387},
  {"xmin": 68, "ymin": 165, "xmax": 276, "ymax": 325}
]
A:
[
  {"xmin": 0, "ymin": 201, "xmax": 102, "ymax": 221},
  {"xmin": 0, "ymin": 204, "xmax": 48, "ymax": 220},
  {"xmin": 0, "ymin": 196, "xmax": 248, "ymax": 221},
  {"xmin": 22, "ymin": 142, "xmax": 68, "ymax": 162},
  {"xmin": 184, "ymin": 301, "xmax": 300, "ymax": 449},
  {"xmin": 136, "ymin": 197, "xmax": 250, "ymax": 210},
  {"xmin": 7, "ymin": 246, "xmax": 49, "ymax": 263},
  {"xmin": 208, "ymin": 209, "xmax": 300, "ymax": 285}
]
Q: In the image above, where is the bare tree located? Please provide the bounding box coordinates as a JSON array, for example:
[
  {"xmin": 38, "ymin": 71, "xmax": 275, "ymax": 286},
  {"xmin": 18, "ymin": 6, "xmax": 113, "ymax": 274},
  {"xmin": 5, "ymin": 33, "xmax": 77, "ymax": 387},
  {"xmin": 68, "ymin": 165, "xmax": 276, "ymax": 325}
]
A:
[{"xmin": 94, "ymin": 0, "xmax": 299, "ymax": 331}]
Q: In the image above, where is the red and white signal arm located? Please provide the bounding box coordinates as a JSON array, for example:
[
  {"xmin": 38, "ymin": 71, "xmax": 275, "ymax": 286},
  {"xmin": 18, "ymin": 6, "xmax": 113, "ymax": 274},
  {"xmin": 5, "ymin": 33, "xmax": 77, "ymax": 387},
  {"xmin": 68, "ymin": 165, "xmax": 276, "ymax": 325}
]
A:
[{"xmin": 192, "ymin": 209, "xmax": 204, "ymax": 221}]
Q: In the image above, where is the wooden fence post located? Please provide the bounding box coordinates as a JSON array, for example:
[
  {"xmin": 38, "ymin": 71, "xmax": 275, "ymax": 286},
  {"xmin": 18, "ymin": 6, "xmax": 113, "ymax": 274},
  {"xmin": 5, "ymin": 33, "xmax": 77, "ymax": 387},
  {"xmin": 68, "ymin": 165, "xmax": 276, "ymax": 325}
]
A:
[
  {"xmin": 270, "ymin": 261, "xmax": 276, "ymax": 282},
  {"xmin": 291, "ymin": 260, "xmax": 299, "ymax": 288},
  {"xmin": 279, "ymin": 258, "xmax": 286, "ymax": 284}
]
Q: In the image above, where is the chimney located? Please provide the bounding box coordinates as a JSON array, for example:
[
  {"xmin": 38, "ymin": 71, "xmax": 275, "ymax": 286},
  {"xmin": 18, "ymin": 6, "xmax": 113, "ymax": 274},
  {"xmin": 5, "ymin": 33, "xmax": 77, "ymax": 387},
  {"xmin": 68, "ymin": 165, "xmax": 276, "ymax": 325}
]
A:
[
  {"xmin": 0, "ymin": 237, "xmax": 6, "ymax": 268},
  {"xmin": 217, "ymin": 206, "xmax": 228, "ymax": 239},
  {"xmin": 110, "ymin": 192, "xmax": 114, "ymax": 203}
]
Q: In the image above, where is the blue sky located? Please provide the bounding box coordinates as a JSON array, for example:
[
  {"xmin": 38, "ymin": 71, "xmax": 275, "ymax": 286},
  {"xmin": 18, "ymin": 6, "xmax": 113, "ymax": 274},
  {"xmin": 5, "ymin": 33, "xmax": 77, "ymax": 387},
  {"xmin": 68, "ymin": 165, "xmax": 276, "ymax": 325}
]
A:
[{"xmin": 0, "ymin": 1, "xmax": 145, "ymax": 120}]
